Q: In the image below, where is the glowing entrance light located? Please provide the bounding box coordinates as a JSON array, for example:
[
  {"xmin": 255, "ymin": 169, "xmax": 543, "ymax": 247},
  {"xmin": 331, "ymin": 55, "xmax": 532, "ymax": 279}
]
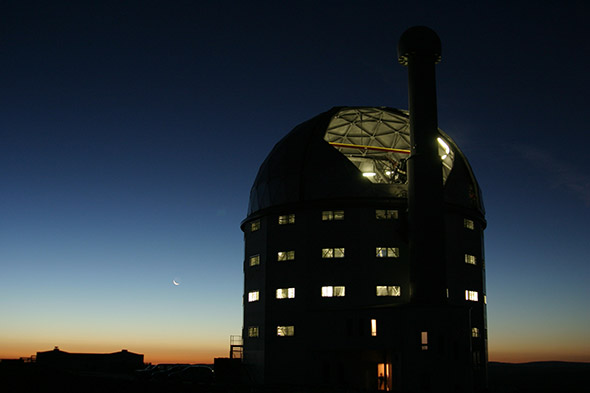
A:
[
  {"xmin": 362, "ymin": 172, "xmax": 376, "ymax": 177},
  {"xmin": 437, "ymin": 137, "xmax": 450, "ymax": 160}
]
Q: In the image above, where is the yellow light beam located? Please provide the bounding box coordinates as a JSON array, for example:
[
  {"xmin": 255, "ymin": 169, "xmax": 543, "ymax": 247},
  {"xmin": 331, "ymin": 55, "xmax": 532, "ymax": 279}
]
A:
[{"xmin": 328, "ymin": 142, "xmax": 410, "ymax": 154}]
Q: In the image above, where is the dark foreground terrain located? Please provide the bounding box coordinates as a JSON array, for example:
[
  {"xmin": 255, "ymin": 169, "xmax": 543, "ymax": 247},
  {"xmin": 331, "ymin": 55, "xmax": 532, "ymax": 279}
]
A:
[
  {"xmin": 0, "ymin": 361, "xmax": 588, "ymax": 392},
  {"xmin": 487, "ymin": 361, "xmax": 589, "ymax": 393}
]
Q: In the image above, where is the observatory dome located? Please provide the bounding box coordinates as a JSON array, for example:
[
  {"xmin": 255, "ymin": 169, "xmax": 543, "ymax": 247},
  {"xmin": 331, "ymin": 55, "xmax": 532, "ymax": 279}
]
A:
[{"xmin": 248, "ymin": 106, "xmax": 484, "ymax": 217}]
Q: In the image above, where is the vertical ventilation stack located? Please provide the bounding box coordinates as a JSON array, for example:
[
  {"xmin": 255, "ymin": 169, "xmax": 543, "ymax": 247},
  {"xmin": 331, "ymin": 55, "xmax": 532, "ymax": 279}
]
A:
[{"xmin": 398, "ymin": 26, "xmax": 447, "ymax": 304}]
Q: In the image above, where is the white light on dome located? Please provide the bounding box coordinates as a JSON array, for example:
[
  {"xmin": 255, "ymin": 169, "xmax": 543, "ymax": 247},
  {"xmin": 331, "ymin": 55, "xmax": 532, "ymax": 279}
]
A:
[
  {"xmin": 437, "ymin": 137, "xmax": 450, "ymax": 153},
  {"xmin": 362, "ymin": 172, "xmax": 376, "ymax": 177},
  {"xmin": 437, "ymin": 137, "xmax": 450, "ymax": 160}
]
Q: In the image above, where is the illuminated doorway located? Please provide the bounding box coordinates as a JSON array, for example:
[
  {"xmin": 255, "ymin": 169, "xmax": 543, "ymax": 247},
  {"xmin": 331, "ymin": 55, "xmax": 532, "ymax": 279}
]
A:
[{"xmin": 377, "ymin": 363, "xmax": 392, "ymax": 391}]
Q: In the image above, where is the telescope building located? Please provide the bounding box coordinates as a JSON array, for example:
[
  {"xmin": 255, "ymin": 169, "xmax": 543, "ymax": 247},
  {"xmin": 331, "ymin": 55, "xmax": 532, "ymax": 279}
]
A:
[{"xmin": 240, "ymin": 28, "xmax": 487, "ymax": 392}]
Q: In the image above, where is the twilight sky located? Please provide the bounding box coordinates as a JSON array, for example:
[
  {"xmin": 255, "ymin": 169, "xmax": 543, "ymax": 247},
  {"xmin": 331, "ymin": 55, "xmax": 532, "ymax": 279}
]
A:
[{"xmin": 1, "ymin": 1, "xmax": 589, "ymax": 364}]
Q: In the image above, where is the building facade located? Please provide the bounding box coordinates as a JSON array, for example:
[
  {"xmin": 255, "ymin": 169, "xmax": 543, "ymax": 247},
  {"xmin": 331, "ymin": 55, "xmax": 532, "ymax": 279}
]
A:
[{"xmin": 241, "ymin": 107, "xmax": 487, "ymax": 392}]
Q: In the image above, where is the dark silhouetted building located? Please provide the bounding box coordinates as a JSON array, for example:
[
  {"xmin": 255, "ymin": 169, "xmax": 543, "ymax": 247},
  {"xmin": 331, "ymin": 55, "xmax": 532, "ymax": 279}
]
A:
[{"xmin": 36, "ymin": 347, "xmax": 144, "ymax": 373}]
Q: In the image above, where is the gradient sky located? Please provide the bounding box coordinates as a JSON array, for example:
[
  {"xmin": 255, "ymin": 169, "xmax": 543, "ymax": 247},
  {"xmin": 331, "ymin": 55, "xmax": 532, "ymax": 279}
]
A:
[{"xmin": 1, "ymin": 1, "xmax": 589, "ymax": 364}]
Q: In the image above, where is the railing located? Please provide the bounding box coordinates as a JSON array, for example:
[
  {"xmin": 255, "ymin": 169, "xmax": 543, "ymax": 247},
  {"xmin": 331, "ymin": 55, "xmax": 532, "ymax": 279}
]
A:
[{"xmin": 229, "ymin": 335, "xmax": 243, "ymax": 359}]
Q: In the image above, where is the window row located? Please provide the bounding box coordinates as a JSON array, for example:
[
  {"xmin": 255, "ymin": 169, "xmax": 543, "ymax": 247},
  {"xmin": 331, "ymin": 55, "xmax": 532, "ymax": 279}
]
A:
[
  {"xmin": 247, "ymin": 323, "xmax": 482, "ymax": 341},
  {"xmin": 248, "ymin": 247, "xmax": 400, "ymax": 266},
  {"xmin": 247, "ymin": 325, "xmax": 294, "ymax": 338},
  {"xmin": 247, "ymin": 285, "xmax": 402, "ymax": 302},
  {"xmin": 249, "ymin": 209, "xmax": 403, "ymax": 232},
  {"xmin": 248, "ymin": 322, "xmax": 376, "ymax": 338},
  {"xmin": 251, "ymin": 211, "xmax": 475, "ymax": 232},
  {"xmin": 252, "ymin": 250, "xmax": 478, "ymax": 266},
  {"xmin": 248, "ymin": 287, "xmax": 481, "ymax": 303}
]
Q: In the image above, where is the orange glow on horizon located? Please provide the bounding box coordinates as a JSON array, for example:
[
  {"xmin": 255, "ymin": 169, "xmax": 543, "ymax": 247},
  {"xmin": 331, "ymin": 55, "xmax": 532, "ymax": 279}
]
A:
[
  {"xmin": 0, "ymin": 339, "xmax": 228, "ymax": 365},
  {"xmin": 489, "ymin": 350, "xmax": 590, "ymax": 364}
]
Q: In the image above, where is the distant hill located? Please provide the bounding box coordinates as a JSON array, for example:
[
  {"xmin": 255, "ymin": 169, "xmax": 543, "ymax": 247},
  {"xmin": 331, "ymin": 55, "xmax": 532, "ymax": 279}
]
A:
[{"xmin": 488, "ymin": 361, "xmax": 590, "ymax": 393}]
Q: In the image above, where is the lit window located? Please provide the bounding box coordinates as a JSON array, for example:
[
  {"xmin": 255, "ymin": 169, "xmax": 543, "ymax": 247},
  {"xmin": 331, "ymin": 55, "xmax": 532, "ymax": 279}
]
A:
[
  {"xmin": 322, "ymin": 248, "xmax": 345, "ymax": 258},
  {"xmin": 377, "ymin": 363, "xmax": 392, "ymax": 391},
  {"xmin": 277, "ymin": 250, "xmax": 295, "ymax": 261},
  {"xmin": 322, "ymin": 210, "xmax": 344, "ymax": 221},
  {"xmin": 376, "ymin": 247, "xmax": 400, "ymax": 258},
  {"xmin": 376, "ymin": 209, "xmax": 398, "ymax": 220},
  {"xmin": 321, "ymin": 286, "xmax": 346, "ymax": 297},
  {"xmin": 251, "ymin": 220, "xmax": 260, "ymax": 232},
  {"xmin": 421, "ymin": 331, "xmax": 428, "ymax": 350},
  {"xmin": 465, "ymin": 290, "xmax": 478, "ymax": 302},
  {"xmin": 248, "ymin": 326, "xmax": 259, "ymax": 338},
  {"xmin": 249, "ymin": 254, "xmax": 260, "ymax": 266},
  {"xmin": 371, "ymin": 319, "xmax": 377, "ymax": 337},
  {"xmin": 276, "ymin": 288, "xmax": 295, "ymax": 299},
  {"xmin": 277, "ymin": 326, "xmax": 294, "ymax": 337},
  {"xmin": 376, "ymin": 286, "xmax": 401, "ymax": 297},
  {"xmin": 248, "ymin": 291, "xmax": 259, "ymax": 302},
  {"xmin": 464, "ymin": 218, "xmax": 474, "ymax": 230},
  {"xmin": 465, "ymin": 254, "xmax": 477, "ymax": 265},
  {"xmin": 278, "ymin": 214, "xmax": 295, "ymax": 225},
  {"xmin": 472, "ymin": 327, "xmax": 480, "ymax": 338}
]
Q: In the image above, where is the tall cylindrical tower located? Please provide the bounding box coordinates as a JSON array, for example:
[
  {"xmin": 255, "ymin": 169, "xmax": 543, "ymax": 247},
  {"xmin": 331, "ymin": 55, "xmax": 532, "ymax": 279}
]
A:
[{"xmin": 398, "ymin": 26, "xmax": 447, "ymax": 305}]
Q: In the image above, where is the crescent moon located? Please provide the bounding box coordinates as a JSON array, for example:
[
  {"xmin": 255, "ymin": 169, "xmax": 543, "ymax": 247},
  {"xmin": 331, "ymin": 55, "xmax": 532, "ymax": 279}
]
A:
[{"xmin": 172, "ymin": 280, "xmax": 180, "ymax": 286}]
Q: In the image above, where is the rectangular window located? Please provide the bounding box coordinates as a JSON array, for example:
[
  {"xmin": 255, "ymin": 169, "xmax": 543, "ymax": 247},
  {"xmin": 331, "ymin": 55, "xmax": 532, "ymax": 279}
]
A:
[
  {"xmin": 421, "ymin": 331, "xmax": 428, "ymax": 350},
  {"xmin": 465, "ymin": 290, "xmax": 478, "ymax": 302},
  {"xmin": 277, "ymin": 250, "xmax": 295, "ymax": 261},
  {"xmin": 465, "ymin": 254, "xmax": 477, "ymax": 265},
  {"xmin": 472, "ymin": 327, "xmax": 480, "ymax": 338},
  {"xmin": 277, "ymin": 325, "xmax": 294, "ymax": 337},
  {"xmin": 376, "ymin": 286, "xmax": 401, "ymax": 297},
  {"xmin": 248, "ymin": 291, "xmax": 259, "ymax": 302},
  {"xmin": 376, "ymin": 247, "xmax": 400, "ymax": 258},
  {"xmin": 250, "ymin": 220, "xmax": 261, "ymax": 232},
  {"xmin": 376, "ymin": 209, "xmax": 398, "ymax": 220},
  {"xmin": 248, "ymin": 326, "xmax": 259, "ymax": 338},
  {"xmin": 322, "ymin": 248, "xmax": 345, "ymax": 258},
  {"xmin": 377, "ymin": 363, "xmax": 392, "ymax": 391},
  {"xmin": 473, "ymin": 351, "xmax": 482, "ymax": 367},
  {"xmin": 276, "ymin": 287, "xmax": 295, "ymax": 299},
  {"xmin": 464, "ymin": 218, "xmax": 475, "ymax": 230},
  {"xmin": 278, "ymin": 214, "xmax": 295, "ymax": 225},
  {"xmin": 249, "ymin": 254, "xmax": 260, "ymax": 266},
  {"xmin": 322, "ymin": 210, "xmax": 344, "ymax": 221},
  {"xmin": 371, "ymin": 319, "xmax": 377, "ymax": 337},
  {"xmin": 321, "ymin": 286, "xmax": 346, "ymax": 297}
]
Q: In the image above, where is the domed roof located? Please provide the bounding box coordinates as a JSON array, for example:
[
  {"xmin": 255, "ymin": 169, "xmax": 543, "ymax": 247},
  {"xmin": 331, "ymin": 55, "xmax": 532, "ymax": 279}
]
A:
[{"xmin": 247, "ymin": 107, "xmax": 484, "ymax": 217}]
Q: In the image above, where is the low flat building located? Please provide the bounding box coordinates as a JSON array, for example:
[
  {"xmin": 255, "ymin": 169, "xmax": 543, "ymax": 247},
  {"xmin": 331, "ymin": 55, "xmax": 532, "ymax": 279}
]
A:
[{"xmin": 36, "ymin": 347, "xmax": 144, "ymax": 373}]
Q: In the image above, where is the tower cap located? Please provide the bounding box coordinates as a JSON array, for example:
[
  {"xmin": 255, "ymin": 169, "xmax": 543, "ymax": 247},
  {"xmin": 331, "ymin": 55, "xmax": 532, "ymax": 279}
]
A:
[{"xmin": 398, "ymin": 26, "xmax": 442, "ymax": 66}]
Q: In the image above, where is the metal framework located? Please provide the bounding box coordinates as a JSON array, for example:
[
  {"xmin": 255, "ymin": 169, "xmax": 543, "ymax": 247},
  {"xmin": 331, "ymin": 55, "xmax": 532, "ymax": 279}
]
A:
[{"xmin": 324, "ymin": 107, "xmax": 454, "ymax": 184}]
